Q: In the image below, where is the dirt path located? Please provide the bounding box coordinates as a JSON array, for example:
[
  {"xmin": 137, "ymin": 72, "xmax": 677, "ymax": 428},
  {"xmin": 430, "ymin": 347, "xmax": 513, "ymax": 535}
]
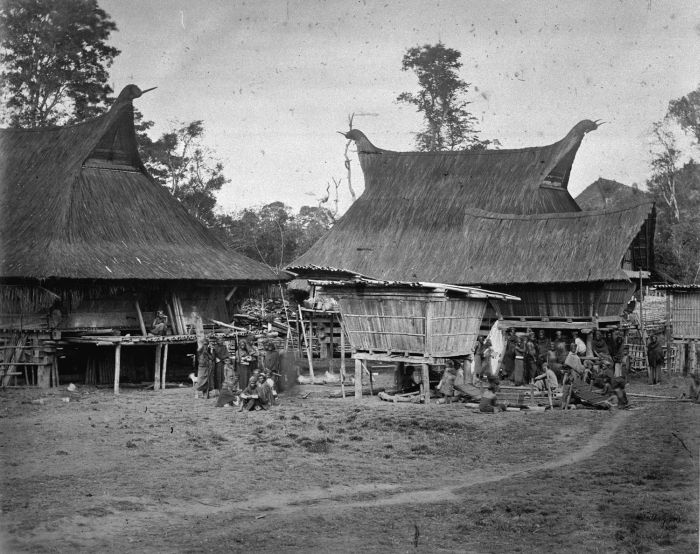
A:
[
  {"xmin": 25, "ymin": 408, "xmax": 631, "ymax": 548},
  {"xmin": 230, "ymin": 408, "xmax": 632, "ymax": 514}
]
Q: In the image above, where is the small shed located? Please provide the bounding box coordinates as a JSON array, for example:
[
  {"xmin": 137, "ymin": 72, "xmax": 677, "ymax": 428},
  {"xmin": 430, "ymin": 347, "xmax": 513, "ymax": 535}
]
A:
[
  {"xmin": 656, "ymin": 284, "xmax": 700, "ymax": 374},
  {"xmin": 311, "ymin": 278, "xmax": 519, "ymax": 403}
]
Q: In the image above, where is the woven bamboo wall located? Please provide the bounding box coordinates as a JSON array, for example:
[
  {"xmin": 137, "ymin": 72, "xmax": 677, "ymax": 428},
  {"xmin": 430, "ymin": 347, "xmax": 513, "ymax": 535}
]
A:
[
  {"xmin": 335, "ymin": 289, "xmax": 485, "ymax": 357},
  {"xmin": 428, "ymin": 299, "xmax": 485, "ymax": 356},
  {"xmin": 672, "ymin": 292, "xmax": 700, "ymax": 339}
]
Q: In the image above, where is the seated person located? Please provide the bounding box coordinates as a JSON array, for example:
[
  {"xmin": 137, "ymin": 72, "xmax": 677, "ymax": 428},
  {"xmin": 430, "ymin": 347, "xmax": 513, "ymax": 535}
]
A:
[
  {"xmin": 150, "ymin": 310, "xmax": 169, "ymax": 336},
  {"xmin": 239, "ymin": 377, "xmax": 260, "ymax": 412},
  {"xmin": 534, "ymin": 363, "xmax": 559, "ymax": 392},
  {"xmin": 612, "ymin": 378, "xmax": 630, "ymax": 409},
  {"xmin": 256, "ymin": 373, "xmax": 274, "ymax": 409},
  {"xmin": 479, "ymin": 377, "xmax": 506, "ymax": 413},
  {"xmin": 437, "ymin": 362, "xmax": 458, "ymax": 403}
]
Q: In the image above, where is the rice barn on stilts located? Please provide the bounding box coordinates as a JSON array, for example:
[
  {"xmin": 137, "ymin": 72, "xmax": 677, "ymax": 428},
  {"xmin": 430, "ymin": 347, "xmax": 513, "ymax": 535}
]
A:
[
  {"xmin": 0, "ymin": 85, "xmax": 279, "ymax": 390},
  {"xmin": 288, "ymin": 121, "xmax": 655, "ymax": 375}
]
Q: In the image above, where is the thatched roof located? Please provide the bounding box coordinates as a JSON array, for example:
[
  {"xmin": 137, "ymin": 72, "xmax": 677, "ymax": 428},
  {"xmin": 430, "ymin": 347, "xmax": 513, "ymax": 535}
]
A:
[
  {"xmin": 575, "ymin": 178, "xmax": 650, "ymax": 211},
  {"xmin": 0, "ymin": 86, "xmax": 278, "ymax": 283},
  {"xmin": 289, "ymin": 123, "xmax": 654, "ymax": 285},
  {"xmin": 290, "ymin": 200, "xmax": 654, "ymax": 285},
  {"xmin": 340, "ymin": 120, "xmax": 603, "ymax": 215}
]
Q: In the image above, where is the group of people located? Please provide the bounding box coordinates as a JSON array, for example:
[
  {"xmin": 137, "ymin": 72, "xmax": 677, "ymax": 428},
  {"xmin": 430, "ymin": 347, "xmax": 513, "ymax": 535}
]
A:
[
  {"xmin": 434, "ymin": 327, "xmax": 640, "ymax": 410},
  {"xmin": 195, "ymin": 335, "xmax": 281, "ymax": 412}
]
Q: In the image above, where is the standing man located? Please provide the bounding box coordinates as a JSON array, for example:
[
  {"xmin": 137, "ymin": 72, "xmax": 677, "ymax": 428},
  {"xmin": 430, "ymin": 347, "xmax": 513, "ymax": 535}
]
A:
[
  {"xmin": 647, "ymin": 334, "xmax": 665, "ymax": 385},
  {"xmin": 524, "ymin": 330, "xmax": 538, "ymax": 384},
  {"xmin": 536, "ymin": 329, "xmax": 552, "ymax": 369}
]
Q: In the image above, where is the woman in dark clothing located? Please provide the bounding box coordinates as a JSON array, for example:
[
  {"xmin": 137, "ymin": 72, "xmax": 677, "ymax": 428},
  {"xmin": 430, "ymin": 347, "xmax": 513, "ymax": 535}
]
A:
[
  {"xmin": 502, "ymin": 328, "xmax": 517, "ymax": 381},
  {"xmin": 647, "ymin": 335, "xmax": 665, "ymax": 385}
]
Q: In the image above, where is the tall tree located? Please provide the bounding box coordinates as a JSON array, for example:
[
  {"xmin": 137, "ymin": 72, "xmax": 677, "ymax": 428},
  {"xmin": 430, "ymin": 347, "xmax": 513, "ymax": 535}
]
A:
[
  {"xmin": 647, "ymin": 83, "xmax": 700, "ymax": 283},
  {"xmin": 140, "ymin": 120, "xmax": 228, "ymax": 226},
  {"xmin": 0, "ymin": 0, "xmax": 120, "ymax": 127},
  {"xmin": 667, "ymin": 84, "xmax": 700, "ymax": 143},
  {"xmin": 397, "ymin": 42, "xmax": 493, "ymax": 151}
]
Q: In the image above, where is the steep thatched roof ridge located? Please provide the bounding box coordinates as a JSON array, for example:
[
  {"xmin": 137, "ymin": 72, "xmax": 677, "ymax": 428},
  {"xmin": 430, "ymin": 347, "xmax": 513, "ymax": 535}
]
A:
[
  {"xmin": 0, "ymin": 87, "xmax": 278, "ymax": 282},
  {"xmin": 289, "ymin": 198, "xmax": 655, "ymax": 285},
  {"xmin": 575, "ymin": 177, "xmax": 650, "ymax": 211},
  {"xmin": 344, "ymin": 120, "xmax": 602, "ymax": 215}
]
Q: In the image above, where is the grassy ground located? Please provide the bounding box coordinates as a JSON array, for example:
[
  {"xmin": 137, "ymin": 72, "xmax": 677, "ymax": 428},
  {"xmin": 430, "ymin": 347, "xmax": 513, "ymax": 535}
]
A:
[{"xmin": 0, "ymin": 372, "xmax": 697, "ymax": 553}]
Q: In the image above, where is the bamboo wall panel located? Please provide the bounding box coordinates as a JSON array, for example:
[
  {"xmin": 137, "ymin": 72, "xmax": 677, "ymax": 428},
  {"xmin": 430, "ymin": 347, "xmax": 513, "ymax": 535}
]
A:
[
  {"xmin": 596, "ymin": 281, "xmax": 635, "ymax": 317},
  {"xmin": 334, "ymin": 288, "xmax": 487, "ymax": 357},
  {"xmin": 672, "ymin": 292, "xmax": 700, "ymax": 339},
  {"xmin": 429, "ymin": 299, "xmax": 485, "ymax": 356}
]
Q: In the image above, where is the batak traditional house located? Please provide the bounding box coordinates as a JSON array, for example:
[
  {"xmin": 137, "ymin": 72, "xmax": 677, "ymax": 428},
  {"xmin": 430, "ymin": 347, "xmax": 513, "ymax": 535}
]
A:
[
  {"xmin": 289, "ymin": 121, "xmax": 655, "ymax": 334},
  {"xmin": 0, "ymin": 85, "xmax": 279, "ymax": 388}
]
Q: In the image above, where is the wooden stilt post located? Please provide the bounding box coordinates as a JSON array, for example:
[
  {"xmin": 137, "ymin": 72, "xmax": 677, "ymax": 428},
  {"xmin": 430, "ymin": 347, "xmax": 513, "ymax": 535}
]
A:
[
  {"xmin": 298, "ymin": 306, "xmax": 315, "ymax": 382},
  {"xmin": 354, "ymin": 358, "xmax": 362, "ymax": 399},
  {"xmin": 366, "ymin": 361, "xmax": 374, "ymax": 396},
  {"xmin": 154, "ymin": 344, "xmax": 162, "ymax": 390},
  {"xmin": 421, "ymin": 363, "xmax": 430, "ymax": 405},
  {"xmin": 114, "ymin": 343, "xmax": 121, "ymax": 395},
  {"xmin": 161, "ymin": 343, "xmax": 169, "ymax": 390},
  {"xmin": 340, "ymin": 322, "xmax": 346, "ymax": 398},
  {"xmin": 665, "ymin": 291, "xmax": 672, "ymax": 371}
]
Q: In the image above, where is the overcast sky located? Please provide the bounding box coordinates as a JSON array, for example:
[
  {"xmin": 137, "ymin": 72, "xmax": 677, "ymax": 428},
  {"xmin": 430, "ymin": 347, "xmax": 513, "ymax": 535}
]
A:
[{"xmin": 102, "ymin": 0, "xmax": 699, "ymax": 215}]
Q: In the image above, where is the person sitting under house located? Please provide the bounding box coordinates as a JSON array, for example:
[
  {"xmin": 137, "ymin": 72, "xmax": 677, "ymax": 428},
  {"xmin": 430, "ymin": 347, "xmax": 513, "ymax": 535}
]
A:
[
  {"xmin": 150, "ymin": 310, "xmax": 169, "ymax": 336},
  {"xmin": 479, "ymin": 376, "xmax": 507, "ymax": 413},
  {"xmin": 437, "ymin": 361, "xmax": 458, "ymax": 403}
]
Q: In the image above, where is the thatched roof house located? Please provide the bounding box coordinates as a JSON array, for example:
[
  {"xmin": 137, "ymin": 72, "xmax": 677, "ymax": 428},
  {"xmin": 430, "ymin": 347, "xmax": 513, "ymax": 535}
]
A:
[
  {"xmin": 0, "ymin": 85, "xmax": 278, "ymax": 335},
  {"xmin": 289, "ymin": 122, "xmax": 655, "ymax": 329},
  {"xmin": 575, "ymin": 177, "xmax": 650, "ymax": 211}
]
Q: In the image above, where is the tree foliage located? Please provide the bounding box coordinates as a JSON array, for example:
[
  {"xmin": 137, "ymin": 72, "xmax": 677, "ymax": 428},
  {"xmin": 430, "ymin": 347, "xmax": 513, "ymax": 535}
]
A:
[
  {"xmin": 647, "ymin": 84, "xmax": 700, "ymax": 283},
  {"xmin": 397, "ymin": 42, "xmax": 493, "ymax": 151},
  {"xmin": 216, "ymin": 203, "xmax": 334, "ymax": 271},
  {"xmin": 0, "ymin": 0, "xmax": 119, "ymax": 127},
  {"xmin": 138, "ymin": 119, "xmax": 228, "ymax": 226},
  {"xmin": 667, "ymin": 84, "xmax": 700, "ymax": 144},
  {"xmin": 647, "ymin": 162, "xmax": 700, "ymax": 282}
]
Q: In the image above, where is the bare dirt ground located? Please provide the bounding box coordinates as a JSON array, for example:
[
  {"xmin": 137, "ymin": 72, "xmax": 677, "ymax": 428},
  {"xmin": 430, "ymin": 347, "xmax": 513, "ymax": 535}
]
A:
[{"xmin": 1, "ymin": 373, "xmax": 698, "ymax": 553}]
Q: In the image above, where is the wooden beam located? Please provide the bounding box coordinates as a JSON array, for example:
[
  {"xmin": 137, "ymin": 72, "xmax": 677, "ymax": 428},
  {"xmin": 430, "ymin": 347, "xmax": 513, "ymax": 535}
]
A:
[
  {"xmin": 339, "ymin": 319, "xmax": 346, "ymax": 398},
  {"xmin": 354, "ymin": 358, "xmax": 363, "ymax": 399},
  {"xmin": 353, "ymin": 352, "xmax": 436, "ymax": 364},
  {"xmin": 421, "ymin": 363, "xmax": 430, "ymax": 405},
  {"xmin": 497, "ymin": 320, "xmax": 597, "ymax": 331},
  {"xmin": 135, "ymin": 300, "xmax": 147, "ymax": 337},
  {"xmin": 225, "ymin": 286, "xmax": 238, "ymax": 302},
  {"xmin": 114, "ymin": 343, "xmax": 121, "ymax": 395}
]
